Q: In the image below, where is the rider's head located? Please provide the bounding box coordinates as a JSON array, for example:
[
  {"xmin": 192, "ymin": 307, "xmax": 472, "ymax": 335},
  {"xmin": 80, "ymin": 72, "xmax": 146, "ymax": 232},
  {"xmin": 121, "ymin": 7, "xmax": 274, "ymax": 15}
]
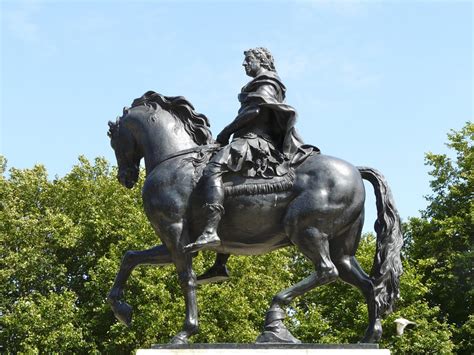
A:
[{"xmin": 244, "ymin": 47, "xmax": 276, "ymax": 72}]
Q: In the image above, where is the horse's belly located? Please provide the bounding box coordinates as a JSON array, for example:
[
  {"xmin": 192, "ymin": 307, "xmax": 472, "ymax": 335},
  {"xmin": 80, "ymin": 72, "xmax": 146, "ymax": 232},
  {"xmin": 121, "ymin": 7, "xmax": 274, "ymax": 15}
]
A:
[{"xmin": 215, "ymin": 192, "xmax": 292, "ymax": 255}]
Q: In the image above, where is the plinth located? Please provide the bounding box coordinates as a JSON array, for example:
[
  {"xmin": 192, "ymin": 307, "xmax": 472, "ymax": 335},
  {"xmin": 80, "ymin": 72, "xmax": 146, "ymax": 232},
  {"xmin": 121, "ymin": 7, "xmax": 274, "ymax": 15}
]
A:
[{"xmin": 137, "ymin": 344, "xmax": 390, "ymax": 354}]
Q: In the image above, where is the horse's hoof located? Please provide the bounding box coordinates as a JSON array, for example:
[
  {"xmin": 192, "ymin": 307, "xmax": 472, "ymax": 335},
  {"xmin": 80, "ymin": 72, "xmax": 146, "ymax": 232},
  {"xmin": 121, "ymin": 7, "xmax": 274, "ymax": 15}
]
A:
[
  {"xmin": 111, "ymin": 300, "xmax": 133, "ymax": 327},
  {"xmin": 107, "ymin": 288, "xmax": 123, "ymax": 304},
  {"xmin": 196, "ymin": 274, "xmax": 229, "ymax": 285},
  {"xmin": 170, "ymin": 333, "xmax": 188, "ymax": 344},
  {"xmin": 359, "ymin": 320, "xmax": 382, "ymax": 343},
  {"xmin": 256, "ymin": 329, "xmax": 301, "ymax": 344},
  {"xmin": 360, "ymin": 334, "xmax": 380, "ymax": 344},
  {"xmin": 197, "ymin": 265, "xmax": 230, "ymax": 285}
]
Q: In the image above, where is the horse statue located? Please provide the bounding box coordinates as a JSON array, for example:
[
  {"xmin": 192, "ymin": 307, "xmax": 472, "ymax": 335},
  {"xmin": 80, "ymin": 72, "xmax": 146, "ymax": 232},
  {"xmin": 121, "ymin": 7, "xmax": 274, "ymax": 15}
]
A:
[{"xmin": 106, "ymin": 91, "xmax": 403, "ymax": 344}]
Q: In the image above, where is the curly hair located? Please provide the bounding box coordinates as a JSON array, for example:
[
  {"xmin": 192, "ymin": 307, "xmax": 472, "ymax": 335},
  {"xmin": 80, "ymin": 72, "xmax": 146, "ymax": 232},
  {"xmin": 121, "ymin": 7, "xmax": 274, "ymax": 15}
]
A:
[{"xmin": 244, "ymin": 47, "xmax": 276, "ymax": 72}]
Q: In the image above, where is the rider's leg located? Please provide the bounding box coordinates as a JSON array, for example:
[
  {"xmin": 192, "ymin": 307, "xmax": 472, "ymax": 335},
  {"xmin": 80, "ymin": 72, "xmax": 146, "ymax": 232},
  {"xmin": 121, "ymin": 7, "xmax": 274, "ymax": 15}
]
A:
[{"xmin": 184, "ymin": 162, "xmax": 225, "ymax": 252}]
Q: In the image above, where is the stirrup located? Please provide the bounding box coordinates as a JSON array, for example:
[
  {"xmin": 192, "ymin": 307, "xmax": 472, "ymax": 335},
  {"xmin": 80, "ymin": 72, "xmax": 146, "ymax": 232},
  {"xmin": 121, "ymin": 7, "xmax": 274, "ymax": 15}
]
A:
[{"xmin": 184, "ymin": 233, "xmax": 221, "ymax": 253}]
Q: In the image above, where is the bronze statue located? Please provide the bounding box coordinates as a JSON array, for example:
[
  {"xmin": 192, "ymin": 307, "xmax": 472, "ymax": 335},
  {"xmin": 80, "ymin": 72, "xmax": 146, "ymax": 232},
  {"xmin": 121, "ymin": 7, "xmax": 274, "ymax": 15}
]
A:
[
  {"xmin": 185, "ymin": 47, "xmax": 314, "ymax": 254},
  {"xmin": 107, "ymin": 48, "xmax": 403, "ymax": 345}
]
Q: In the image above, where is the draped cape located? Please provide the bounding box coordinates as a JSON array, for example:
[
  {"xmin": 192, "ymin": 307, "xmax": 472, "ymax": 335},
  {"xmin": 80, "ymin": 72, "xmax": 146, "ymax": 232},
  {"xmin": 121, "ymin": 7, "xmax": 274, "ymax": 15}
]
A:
[{"xmin": 213, "ymin": 71, "xmax": 318, "ymax": 178}]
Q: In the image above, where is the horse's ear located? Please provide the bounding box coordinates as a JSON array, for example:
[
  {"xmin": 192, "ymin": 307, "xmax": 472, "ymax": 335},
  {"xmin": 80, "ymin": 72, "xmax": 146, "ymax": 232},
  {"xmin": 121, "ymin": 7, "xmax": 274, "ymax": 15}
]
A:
[{"xmin": 108, "ymin": 118, "xmax": 119, "ymax": 138}]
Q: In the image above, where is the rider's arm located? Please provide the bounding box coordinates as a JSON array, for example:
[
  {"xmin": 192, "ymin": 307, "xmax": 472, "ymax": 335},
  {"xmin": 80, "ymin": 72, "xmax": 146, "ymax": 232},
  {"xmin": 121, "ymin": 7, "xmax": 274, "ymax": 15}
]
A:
[
  {"xmin": 219, "ymin": 106, "xmax": 259, "ymax": 136},
  {"xmin": 217, "ymin": 84, "xmax": 278, "ymax": 144}
]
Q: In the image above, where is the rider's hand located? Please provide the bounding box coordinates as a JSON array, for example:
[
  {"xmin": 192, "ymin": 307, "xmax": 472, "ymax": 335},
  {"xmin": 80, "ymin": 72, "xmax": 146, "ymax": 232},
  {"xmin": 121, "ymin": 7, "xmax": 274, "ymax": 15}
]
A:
[{"xmin": 216, "ymin": 131, "xmax": 230, "ymax": 146}]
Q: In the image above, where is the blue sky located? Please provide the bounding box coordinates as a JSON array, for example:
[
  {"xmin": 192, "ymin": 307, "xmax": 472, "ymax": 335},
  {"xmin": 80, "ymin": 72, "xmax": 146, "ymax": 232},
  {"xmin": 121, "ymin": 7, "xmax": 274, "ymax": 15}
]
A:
[{"xmin": 1, "ymin": 0, "xmax": 472, "ymax": 233}]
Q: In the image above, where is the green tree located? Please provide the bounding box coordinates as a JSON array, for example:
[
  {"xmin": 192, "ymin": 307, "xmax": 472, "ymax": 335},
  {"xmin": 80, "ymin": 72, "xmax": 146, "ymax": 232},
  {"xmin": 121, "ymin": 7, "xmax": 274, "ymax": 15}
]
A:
[
  {"xmin": 404, "ymin": 122, "xmax": 473, "ymax": 354},
  {"xmin": 286, "ymin": 235, "xmax": 454, "ymax": 354},
  {"xmin": 0, "ymin": 157, "xmax": 153, "ymax": 352},
  {"xmin": 0, "ymin": 153, "xmax": 462, "ymax": 353},
  {"xmin": 0, "ymin": 156, "xmax": 295, "ymax": 352}
]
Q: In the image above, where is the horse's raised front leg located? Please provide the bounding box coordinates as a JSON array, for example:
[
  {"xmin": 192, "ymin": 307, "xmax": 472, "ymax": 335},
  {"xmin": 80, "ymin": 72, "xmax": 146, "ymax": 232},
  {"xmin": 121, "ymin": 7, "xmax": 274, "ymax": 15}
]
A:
[
  {"xmin": 107, "ymin": 244, "xmax": 172, "ymax": 326},
  {"xmin": 257, "ymin": 226, "xmax": 339, "ymax": 343}
]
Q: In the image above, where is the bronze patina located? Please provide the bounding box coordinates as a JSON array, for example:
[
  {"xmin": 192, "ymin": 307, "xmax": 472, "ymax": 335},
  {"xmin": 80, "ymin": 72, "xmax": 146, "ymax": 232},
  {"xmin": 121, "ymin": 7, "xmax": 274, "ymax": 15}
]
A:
[{"xmin": 107, "ymin": 48, "xmax": 403, "ymax": 345}]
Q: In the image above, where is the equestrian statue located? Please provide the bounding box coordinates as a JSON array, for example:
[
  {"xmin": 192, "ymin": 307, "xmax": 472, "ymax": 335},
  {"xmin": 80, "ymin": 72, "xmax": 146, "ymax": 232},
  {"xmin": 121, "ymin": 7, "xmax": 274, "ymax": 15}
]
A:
[{"xmin": 106, "ymin": 47, "xmax": 403, "ymax": 345}]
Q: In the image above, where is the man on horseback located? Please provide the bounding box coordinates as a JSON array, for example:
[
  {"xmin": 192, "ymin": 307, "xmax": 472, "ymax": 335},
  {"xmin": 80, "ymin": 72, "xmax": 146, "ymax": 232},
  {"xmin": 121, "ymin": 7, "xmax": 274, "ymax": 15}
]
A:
[
  {"xmin": 108, "ymin": 49, "xmax": 403, "ymax": 343},
  {"xmin": 185, "ymin": 47, "xmax": 315, "ymax": 253}
]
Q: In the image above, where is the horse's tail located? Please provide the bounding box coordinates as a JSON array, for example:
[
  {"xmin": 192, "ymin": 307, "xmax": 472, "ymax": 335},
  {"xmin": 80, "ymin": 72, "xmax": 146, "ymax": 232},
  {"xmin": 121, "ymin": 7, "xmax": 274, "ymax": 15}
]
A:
[{"xmin": 358, "ymin": 166, "xmax": 403, "ymax": 316}]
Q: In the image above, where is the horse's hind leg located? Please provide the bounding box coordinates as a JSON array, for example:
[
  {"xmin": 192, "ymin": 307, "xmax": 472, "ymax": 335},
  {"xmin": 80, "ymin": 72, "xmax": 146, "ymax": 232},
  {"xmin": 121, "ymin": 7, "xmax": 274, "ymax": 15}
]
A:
[
  {"xmin": 334, "ymin": 256, "xmax": 381, "ymax": 343},
  {"xmin": 257, "ymin": 226, "xmax": 339, "ymax": 343},
  {"xmin": 107, "ymin": 244, "xmax": 172, "ymax": 326},
  {"xmin": 330, "ymin": 215, "xmax": 382, "ymax": 343}
]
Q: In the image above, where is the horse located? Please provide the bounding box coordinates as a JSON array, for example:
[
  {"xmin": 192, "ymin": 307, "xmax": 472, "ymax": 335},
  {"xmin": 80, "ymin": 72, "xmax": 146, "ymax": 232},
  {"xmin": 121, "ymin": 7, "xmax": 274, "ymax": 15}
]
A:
[{"xmin": 106, "ymin": 91, "xmax": 403, "ymax": 344}]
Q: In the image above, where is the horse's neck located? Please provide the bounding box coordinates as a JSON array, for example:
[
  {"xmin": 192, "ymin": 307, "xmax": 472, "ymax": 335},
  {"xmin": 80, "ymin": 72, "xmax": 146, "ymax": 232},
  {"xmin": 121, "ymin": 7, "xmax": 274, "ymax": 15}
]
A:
[{"xmin": 130, "ymin": 108, "xmax": 198, "ymax": 174}]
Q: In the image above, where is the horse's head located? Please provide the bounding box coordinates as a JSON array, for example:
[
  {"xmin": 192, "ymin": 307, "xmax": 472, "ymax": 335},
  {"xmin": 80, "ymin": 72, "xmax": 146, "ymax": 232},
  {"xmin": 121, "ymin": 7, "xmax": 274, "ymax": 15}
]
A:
[
  {"xmin": 108, "ymin": 116, "xmax": 141, "ymax": 189},
  {"xmin": 107, "ymin": 92, "xmax": 214, "ymax": 189}
]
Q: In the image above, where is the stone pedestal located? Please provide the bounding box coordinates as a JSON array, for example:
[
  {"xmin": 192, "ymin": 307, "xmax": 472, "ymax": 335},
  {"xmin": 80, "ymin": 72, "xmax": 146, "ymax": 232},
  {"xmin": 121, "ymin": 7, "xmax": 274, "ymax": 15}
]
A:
[{"xmin": 137, "ymin": 344, "xmax": 390, "ymax": 354}]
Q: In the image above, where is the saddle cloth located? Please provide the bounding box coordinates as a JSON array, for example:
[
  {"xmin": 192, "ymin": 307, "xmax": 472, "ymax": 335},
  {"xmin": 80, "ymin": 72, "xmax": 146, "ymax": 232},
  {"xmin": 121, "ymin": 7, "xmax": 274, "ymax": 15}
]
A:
[
  {"xmin": 182, "ymin": 143, "xmax": 318, "ymax": 197},
  {"xmin": 222, "ymin": 169, "xmax": 296, "ymax": 197}
]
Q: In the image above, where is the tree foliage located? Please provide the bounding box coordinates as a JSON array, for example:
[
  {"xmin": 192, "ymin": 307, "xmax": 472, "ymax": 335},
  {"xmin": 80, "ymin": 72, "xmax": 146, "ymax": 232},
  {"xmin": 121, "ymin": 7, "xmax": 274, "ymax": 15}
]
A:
[
  {"xmin": 0, "ymin": 139, "xmax": 468, "ymax": 353},
  {"xmin": 404, "ymin": 122, "xmax": 473, "ymax": 354}
]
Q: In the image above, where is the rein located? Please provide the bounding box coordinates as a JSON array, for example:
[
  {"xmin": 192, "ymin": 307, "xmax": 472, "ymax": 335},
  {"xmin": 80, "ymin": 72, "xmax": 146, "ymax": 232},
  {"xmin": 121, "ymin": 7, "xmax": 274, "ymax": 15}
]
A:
[{"xmin": 155, "ymin": 143, "xmax": 221, "ymax": 166}]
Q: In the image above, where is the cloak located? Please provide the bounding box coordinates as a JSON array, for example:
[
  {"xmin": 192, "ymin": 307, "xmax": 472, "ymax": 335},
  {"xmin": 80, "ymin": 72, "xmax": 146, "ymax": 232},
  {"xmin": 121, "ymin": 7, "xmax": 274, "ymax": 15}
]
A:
[{"xmin": 238, "ymin": 71, "xmax": 318, "ymax": 163}]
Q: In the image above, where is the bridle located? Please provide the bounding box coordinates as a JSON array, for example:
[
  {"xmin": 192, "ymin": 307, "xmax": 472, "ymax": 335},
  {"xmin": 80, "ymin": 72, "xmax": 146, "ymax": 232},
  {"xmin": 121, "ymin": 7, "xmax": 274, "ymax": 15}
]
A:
[{"xmin": 154, "ymin": 143, "xmax": 221, "ymax": 167}]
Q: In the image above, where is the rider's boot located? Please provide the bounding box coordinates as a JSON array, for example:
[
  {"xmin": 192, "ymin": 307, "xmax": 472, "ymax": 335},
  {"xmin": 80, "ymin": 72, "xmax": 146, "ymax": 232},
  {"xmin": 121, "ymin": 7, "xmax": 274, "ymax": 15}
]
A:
[{"xmin": 185, "ymin": 177, "xmax": 224, "ymax": 253}]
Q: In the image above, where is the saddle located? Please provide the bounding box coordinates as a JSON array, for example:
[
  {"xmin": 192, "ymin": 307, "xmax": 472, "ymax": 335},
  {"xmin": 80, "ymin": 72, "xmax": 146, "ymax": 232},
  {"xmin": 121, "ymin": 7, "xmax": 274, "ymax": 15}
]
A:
[{"xmin": 182, "ymin": 143, "xmax": 318, "ymax": 197}]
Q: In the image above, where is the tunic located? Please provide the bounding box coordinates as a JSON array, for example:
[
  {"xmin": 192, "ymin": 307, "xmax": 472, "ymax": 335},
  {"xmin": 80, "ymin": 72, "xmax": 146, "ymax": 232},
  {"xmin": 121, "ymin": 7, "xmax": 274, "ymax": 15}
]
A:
[{"xmin": 210, "ymin": 71, "xmax": 317, "ymax": 179}]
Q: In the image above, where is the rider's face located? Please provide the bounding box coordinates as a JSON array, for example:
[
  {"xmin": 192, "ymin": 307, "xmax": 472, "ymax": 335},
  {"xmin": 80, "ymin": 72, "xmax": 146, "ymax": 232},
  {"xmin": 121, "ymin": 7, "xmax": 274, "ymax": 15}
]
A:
[{"xmin": 242, "ymin": 54, "xmax": 261, "ymax": 77}]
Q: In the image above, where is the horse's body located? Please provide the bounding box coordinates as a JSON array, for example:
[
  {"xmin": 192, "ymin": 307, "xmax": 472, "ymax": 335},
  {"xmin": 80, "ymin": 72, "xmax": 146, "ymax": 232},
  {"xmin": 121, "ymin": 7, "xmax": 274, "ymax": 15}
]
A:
[
  {"xmin": 107, "ymin": 93, "xmax": 403, "ymax": 344},
  {"xmin": 148, "ymin": 153, "xmax": 364, "ymax": 256}
]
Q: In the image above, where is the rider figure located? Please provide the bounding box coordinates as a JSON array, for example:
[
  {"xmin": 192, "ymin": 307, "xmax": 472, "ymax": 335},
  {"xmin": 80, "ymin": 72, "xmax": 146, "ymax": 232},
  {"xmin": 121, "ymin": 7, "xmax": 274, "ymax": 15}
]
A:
[{"xmin": 185, "ymin": 47, "xmax": 312, "ymax": 253}]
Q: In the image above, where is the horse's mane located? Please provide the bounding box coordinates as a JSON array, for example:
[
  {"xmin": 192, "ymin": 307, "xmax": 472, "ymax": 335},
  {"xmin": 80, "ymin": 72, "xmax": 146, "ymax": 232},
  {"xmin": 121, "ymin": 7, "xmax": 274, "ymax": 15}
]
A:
[{"xmin": 131, "ymin": 91, "xmax": 213, "ymax": 146}]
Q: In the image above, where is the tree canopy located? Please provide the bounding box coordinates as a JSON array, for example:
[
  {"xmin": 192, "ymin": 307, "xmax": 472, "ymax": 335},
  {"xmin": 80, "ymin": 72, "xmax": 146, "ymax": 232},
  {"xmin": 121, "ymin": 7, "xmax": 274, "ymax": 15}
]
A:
[
  {"xmin": 1, "ymin": 122, "xmax": 471, "ymax": 354},
  {"xmin": 404, "ymin": 122, "xmax": 473, "ymax": 354}
]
